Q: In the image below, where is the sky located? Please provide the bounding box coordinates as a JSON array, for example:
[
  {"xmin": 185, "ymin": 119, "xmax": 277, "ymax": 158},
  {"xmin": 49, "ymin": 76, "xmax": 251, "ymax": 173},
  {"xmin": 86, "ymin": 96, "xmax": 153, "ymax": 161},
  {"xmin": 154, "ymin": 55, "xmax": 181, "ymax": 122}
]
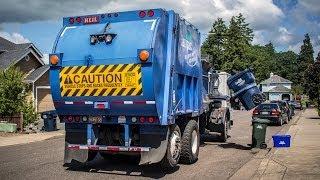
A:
[{"xmin": 0, "ymin": 0, "xmax": 319, "ymax": 63}]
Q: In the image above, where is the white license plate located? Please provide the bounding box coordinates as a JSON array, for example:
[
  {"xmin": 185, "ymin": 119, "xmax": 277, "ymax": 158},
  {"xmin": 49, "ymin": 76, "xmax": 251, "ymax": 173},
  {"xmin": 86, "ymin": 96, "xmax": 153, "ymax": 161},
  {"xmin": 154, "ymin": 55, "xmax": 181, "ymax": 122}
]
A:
[
  {"xmin": 262, "ymin": 112, "xmax": 269, "ymax": 115},
  {"xmin": 118, "ymin": 116, "xmax": 126, "ymax": 123},
  {"xmin": 92, "ymin": 116, "xmax": 102, "ymax": 123}
]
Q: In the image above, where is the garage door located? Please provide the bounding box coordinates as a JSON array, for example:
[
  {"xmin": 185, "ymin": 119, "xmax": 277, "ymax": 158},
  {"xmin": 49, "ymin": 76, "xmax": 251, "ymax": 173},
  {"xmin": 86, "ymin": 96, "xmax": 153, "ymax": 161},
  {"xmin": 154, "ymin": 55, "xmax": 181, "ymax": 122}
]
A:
[{"xmin": 37, "ymin": 88, "xmax": 55, "ymax": 112}]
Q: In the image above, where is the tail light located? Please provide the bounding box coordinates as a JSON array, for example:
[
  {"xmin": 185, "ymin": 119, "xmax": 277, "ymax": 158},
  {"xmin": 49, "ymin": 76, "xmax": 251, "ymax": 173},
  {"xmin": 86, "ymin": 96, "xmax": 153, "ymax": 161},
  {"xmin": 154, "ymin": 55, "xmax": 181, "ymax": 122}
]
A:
[
  {"xmin": 148, "ymin": 117, "xmax": 155, "ymax": 123},
  {"xmin": 69, "ymin": 17, "xmax": 74, "ymax": 24},
  {"xmin": 67, "ymin": 116, "xmax": 73, "ymax": 122},
  {"xmin": 253, "ymin": 109, "xmax": 259, "ymax": 115},
  {"xmin": 147, "ymin": 10, "xmax": 154, "ymax": 17},
  {"xmin": 139, "ymin": 11, "xmax": 146, "ymax": 18},
  {"xmin": 76, "ymin": 17, "xmax": 82, "ymax": 23},
  {"xmin": 74, "ymin": 116, "xmax": 80, "ymax": 122},
  {"xmin": 139, "ymin": 117, "xmax": 145, "ymax": 123},
  {"xmin": 271, "ymin": 109, "xmax": 280, "ymax": 116}
]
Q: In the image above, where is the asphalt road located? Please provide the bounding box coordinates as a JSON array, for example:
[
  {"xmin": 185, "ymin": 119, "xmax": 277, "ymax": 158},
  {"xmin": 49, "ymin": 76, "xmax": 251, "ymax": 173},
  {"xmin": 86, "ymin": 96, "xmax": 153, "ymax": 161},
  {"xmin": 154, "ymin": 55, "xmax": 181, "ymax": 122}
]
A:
[{"xmin": 0, "ymin": 110, "xmax": 298, "ymax": 180}]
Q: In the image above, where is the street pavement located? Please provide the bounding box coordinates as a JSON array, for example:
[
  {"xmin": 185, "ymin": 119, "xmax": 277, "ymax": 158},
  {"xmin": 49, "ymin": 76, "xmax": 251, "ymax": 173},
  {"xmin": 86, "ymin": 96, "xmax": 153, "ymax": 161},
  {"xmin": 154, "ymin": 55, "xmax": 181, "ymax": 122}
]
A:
[{"xmin": 0, "ymin": 110, "xmax": 297, "ymax": 180}]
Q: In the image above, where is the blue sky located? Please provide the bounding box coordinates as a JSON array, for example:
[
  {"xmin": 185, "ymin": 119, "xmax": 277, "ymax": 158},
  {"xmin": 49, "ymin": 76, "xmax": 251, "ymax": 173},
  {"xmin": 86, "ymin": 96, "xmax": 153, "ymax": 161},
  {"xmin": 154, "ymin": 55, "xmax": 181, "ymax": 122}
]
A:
[{"xmin": 0, "ymin": 0, "xmax": 319, "ymax": 63}]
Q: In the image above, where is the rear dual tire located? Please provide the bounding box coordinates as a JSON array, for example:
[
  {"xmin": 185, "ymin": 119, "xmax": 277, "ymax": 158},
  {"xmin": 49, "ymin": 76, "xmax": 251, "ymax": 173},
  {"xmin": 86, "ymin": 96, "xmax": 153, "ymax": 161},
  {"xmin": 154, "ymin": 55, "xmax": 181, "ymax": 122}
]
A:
[
  {"xmin": 161, "ymin": 125, "xmax": 182, "ymax": 168},
  {"xmin": 180, "ymin": 120, "xmax": 200, "ymax": 164}
]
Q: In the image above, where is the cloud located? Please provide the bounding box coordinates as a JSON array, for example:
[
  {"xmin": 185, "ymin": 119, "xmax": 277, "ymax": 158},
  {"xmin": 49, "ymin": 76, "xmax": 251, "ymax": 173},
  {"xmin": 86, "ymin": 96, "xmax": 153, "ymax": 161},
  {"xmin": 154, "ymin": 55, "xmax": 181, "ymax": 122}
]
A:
[
  {"xmin": 0, "ymin": 0, "xmax": 115, "ymax": 24},
  {"xmin": 0, "ymin": 31, "xmax": 30, "ymax": 43},
  {"xmin": 299, "ymin": 0, "xmax": 320, "ymax": 15},
  {"xmin": 42, "ymin": 53, "xmax": 49, "ymax": 64}
]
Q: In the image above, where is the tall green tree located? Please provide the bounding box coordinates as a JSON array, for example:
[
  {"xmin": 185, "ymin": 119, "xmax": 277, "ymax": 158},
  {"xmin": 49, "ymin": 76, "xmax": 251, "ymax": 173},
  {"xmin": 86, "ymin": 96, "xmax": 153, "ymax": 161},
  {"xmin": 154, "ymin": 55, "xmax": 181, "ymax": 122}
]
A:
[
  {"xmin": 201, "ymin": 18, "xmax": 227, "ymax": 69},
  {"xmin": 298, "ymin": 33, "xmax": 314, "ymax": 86},
  {"xmin": 316, "ymin": 51, "xmax": 320, "ymax": 62},
  {"xmin": 304, "ymin": 60, "xmax": 320, "ymax": 116},
  {"xmin": 223, "ymin": 14, "xmax": 253, "ymax": 72}
]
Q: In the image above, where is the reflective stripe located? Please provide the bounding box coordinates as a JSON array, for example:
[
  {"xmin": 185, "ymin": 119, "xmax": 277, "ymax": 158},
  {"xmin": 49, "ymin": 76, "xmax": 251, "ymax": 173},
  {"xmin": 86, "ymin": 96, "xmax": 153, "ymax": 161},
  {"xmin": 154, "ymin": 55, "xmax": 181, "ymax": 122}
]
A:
[
  {"xmin": 124, "ymin": 101, "xmax": 133, "ymax": 104},
  {"xmin": 65, "ymin": 101, "xmax": 73, "ymax": 104},
  {"xmin": 146, "ymin": 101, "xmax": 156, "ymax": 104},
  {"xmin": 67, "ymin": 144, "xmax": 150, "ymax": 152}
]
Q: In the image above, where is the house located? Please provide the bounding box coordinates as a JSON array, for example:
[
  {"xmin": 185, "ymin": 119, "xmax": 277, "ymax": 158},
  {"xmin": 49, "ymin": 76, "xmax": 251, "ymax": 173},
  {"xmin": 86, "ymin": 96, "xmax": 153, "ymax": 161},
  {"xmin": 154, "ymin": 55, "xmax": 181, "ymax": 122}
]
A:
[
  {"xmin": 0, "ymin": 37, "xmax": 54, "ymax": 112},
  {"xmin": 260, "ymin": 72, "xmax": 293, "ymax": 101}
]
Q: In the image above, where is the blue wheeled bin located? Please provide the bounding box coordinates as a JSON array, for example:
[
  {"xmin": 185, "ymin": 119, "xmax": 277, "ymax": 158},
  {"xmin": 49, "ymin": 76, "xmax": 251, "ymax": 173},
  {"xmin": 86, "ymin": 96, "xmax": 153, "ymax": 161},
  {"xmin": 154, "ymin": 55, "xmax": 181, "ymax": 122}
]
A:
[{"xmin": 227, "ymin": 69, "xmax": 263, "ymax": 110}]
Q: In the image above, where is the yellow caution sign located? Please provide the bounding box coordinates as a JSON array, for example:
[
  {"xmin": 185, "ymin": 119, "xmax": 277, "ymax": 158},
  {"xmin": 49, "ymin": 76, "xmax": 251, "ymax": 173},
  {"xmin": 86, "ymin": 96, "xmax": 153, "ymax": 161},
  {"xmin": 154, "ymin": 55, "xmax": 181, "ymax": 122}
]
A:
[{"xmin": 59, "ymin": 64, "xmax": 143, "ymax": 97}]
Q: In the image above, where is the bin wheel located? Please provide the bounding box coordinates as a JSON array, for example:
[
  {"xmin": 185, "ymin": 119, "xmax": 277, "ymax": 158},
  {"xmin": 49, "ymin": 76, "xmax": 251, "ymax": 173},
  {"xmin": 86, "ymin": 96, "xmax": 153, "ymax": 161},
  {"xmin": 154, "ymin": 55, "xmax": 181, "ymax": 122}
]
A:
[
  {"xmin": 219, "ymin": 119, "xmax": 229, "ymax": 142},
  {"xmin": 277, "ymin": 118, "xmax": 283, "ymax": 126},
  {"xmin": 180, "ymin": 120, "xmax": 200, "ymax": 164},
  {"xmin": 260, "ymin": 143, "xmax": 267, "ymax": 149},
  {"xmin": 161, "ymin": 124, "xmax": 181, "ymax": 168}
]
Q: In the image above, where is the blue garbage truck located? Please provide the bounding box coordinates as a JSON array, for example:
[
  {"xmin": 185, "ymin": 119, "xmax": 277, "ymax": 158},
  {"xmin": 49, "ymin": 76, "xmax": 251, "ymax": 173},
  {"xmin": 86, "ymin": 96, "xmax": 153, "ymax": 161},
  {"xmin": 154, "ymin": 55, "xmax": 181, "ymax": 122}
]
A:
[{"xmin": 49, "ymin": 9, "xmax": 263, "ymax": 168}]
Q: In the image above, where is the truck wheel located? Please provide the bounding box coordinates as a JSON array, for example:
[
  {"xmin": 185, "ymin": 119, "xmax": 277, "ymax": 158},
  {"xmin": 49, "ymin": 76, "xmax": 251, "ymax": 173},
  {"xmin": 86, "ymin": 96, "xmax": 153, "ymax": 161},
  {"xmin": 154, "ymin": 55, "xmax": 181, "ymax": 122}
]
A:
[
  {"xmin": 161, "ymin": 124, "xmax": 181, "ymax": 168},
  {"xmin": 180, "ymin": 120, "xmax": 200, "ymax": 164}
]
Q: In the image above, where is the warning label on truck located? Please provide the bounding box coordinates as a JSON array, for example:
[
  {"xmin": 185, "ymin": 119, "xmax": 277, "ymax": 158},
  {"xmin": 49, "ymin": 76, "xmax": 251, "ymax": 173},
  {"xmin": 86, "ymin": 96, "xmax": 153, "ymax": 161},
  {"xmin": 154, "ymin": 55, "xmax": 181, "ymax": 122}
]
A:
[{"xmin": 59, "ymin": 64, "xmax": 142, "ymax": 97}]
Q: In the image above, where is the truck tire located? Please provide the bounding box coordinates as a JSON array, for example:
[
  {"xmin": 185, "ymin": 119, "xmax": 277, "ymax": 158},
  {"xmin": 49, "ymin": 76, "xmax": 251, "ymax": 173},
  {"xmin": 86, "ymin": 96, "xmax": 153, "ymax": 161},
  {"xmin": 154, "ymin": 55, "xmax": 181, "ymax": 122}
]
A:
[
  {"xmin": 161, "ymin": 124, "xmax": 181, "ymax": 168},
  {"xmin": 180, "ymin": 120, "xmax": 200, "ymax": 164}
]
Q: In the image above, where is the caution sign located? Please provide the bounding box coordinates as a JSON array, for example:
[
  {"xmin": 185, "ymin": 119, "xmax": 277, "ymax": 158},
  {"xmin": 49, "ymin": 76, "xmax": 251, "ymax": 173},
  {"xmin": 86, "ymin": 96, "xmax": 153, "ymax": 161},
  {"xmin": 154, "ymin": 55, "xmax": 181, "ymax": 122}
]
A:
[{"xmin": 59, "ymin": 64, "xmax": 142, "ymax": 97}]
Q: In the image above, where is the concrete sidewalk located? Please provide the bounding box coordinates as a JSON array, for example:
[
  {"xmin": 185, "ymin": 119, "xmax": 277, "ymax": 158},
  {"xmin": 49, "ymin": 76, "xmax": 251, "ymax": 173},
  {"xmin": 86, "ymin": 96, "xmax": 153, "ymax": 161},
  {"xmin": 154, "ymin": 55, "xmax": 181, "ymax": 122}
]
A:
[
  {"xmin": 0, "ymin": 130, "xmax": 64, "ymax": 147},
  {"xmin": 231, "ymin": 108, "xmax": 320, "ymax": 180}
]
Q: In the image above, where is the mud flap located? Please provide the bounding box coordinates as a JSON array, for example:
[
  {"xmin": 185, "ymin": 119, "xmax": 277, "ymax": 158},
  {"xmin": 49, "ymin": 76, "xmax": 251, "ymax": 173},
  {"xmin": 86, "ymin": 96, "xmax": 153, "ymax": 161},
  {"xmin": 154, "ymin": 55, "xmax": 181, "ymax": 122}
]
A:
[
  {"xmin": 139, "ymin": 128, "xmax": 169, "ymax": 165},
  {"xmin": 64, "ymin": 142, "xmax": 89, "ymax": 164}
]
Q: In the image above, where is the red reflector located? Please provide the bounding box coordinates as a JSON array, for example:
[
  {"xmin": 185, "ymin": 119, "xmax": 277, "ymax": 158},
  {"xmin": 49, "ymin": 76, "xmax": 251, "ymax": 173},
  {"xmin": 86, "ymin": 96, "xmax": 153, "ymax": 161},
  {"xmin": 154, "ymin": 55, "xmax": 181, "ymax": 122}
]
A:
[
  {"xmin": 76, "ymin": 17, "xmax": 81, "ymax": 23},
  {"xmin": 139, "ymin": 117, "xmax": 145, "ymax": 123},
  {"xmin": 69, "ymin": 17, "xmax": 74, "ymax": 24},
  {"xmin": 139, "ymin": 11, "xmax": 146, "ymax": 18},
  {"xmin": 147, "ymin": 10, "xmax": 154, "ymax": 17}
]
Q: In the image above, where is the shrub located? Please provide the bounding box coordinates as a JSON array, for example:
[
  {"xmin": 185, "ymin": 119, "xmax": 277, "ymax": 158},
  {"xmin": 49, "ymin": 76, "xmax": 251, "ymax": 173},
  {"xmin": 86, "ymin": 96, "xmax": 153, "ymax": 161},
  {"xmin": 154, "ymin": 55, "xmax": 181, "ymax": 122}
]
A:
[
  {"xmin": 22, "ymin": 101, "xmax": 38, "ymax": 127},
  {"xmin": 0, "ymin": 68, "xmax": 26, "ymax": 116}
]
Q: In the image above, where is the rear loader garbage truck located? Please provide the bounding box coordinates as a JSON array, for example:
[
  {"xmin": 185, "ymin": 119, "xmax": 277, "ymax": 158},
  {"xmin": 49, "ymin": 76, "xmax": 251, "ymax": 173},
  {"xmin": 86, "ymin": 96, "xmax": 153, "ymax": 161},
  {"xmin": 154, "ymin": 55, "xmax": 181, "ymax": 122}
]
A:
[{"xmin": 49, "ymin": 9, "xmax": 264, "ymax": 168}]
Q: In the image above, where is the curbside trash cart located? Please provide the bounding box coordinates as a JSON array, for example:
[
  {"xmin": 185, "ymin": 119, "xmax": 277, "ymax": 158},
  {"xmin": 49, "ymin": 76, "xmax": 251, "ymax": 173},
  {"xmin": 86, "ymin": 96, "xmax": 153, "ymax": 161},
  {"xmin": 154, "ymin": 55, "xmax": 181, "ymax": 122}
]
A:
[
  {"xmin": 227, "ymin": 69, "xmax": 264, "ymax": 110},
  {"xmin": 272, "ymin": 135, "xmax": 291, "ymax": 148},
  {"xmin": 41, "ymin": 111, "xmax": 57, "ymax": 132},
  {"xmin": 252, "ymin": 118, "xmax": 270, "ymax": 149}
]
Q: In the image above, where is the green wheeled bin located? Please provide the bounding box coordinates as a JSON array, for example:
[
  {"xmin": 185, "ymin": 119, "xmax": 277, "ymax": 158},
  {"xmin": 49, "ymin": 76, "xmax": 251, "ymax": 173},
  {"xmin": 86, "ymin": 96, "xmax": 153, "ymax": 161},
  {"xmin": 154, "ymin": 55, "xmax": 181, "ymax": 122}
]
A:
[{"xmin": 252, "ymin": 118, "xmax": 270, "ymax": 149}]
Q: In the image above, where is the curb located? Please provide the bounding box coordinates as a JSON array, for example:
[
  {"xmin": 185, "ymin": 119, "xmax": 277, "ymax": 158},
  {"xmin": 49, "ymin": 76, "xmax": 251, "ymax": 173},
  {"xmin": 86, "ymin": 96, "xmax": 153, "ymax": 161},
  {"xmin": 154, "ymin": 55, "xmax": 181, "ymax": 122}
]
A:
[
  {"xmin": 0, "ymin": 130, "xmax": 65, "ymax": 147},
  {"xmin": 229, "ymin": 110, "xmax": 304, "ymax": 180}
]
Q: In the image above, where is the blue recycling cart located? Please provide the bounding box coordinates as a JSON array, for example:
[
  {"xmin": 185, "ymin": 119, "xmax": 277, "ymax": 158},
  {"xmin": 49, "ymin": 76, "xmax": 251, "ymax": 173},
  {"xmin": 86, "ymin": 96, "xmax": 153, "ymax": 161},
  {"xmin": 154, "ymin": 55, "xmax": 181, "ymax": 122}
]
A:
[{"xmin": 272, "ymin": 134, "xmax": 291, "ymax": 147}]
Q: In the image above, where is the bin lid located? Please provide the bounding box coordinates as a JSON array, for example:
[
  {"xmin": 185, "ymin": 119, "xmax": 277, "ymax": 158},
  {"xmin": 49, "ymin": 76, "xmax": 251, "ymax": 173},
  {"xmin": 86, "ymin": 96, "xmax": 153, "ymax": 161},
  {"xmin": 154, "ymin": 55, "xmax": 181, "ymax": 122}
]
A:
[{"xmin": 252, "ymin": 118, "xmax": 270, "ymax": 124}]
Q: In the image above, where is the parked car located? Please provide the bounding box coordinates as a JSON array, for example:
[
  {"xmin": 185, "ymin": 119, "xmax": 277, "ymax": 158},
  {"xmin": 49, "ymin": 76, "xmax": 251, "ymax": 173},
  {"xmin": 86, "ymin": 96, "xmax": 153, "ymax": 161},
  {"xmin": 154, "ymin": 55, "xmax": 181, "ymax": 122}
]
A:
[
  {"xmin": 252, "ymin": 103, "xmax": 289, "ymax": 126},
  {"xmin": 290, "ymin": 100, "xmax": 303, "ymax": 110},
  {"xmin": 271, "ymin": 100, "xmax": 293, "ymax": 120}
]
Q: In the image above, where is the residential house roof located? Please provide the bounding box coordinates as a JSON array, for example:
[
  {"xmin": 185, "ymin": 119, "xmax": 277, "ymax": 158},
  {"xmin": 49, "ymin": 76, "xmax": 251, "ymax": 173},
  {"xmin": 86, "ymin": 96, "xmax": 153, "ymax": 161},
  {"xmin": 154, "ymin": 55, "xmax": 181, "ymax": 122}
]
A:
[
  {"xmin": 267, "ymin": 85, "xmax": 291, "ymax": 93},
  {"xmin": 260, "ymin": 73, "xmax": 292, "ymax": 85},
  {"xmin": 24, "ymin": 65, "xmax": 50, "ymax": 83},
  {"xmin": 0, "ymin": 37, "xmax": 44, "ymax": 70}
]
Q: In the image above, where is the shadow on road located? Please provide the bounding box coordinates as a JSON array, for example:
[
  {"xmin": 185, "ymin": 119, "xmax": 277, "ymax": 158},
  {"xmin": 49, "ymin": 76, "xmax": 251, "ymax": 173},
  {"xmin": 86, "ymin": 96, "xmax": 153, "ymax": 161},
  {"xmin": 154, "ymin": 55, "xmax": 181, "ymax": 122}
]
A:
[
  {"xmin": 64, "ymin": 155, "xmax": 179, "ymax": 179},
  {"xmin": 218, "ymin": 143, "xmax": 251, "ymax": 150}
]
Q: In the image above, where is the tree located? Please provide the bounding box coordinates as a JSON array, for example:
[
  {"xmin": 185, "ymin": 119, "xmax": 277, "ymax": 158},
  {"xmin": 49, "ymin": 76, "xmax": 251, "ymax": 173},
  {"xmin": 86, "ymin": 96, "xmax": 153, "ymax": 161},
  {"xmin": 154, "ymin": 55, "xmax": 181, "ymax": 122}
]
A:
[
  {"xmin": 0, "ymin": 68, "xmax": 27, "ymax": 116},
  {"xmin": 201, "ymin": 18, "xmax": 227, "ymax": 69},
  {"xmin": 297, "ymin": 33, "xmax": 314, "ymax": 86},
  {"xmin": 223, "ymin": 14, "xmax": 253, "ymax": 72},
  {"xmin": 316, "ymin": 51, "xmax": 320, "ymax": 62},
  {"xmin": 304, "ymin": 60, "xmax": 320, "ymax": 116}
]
